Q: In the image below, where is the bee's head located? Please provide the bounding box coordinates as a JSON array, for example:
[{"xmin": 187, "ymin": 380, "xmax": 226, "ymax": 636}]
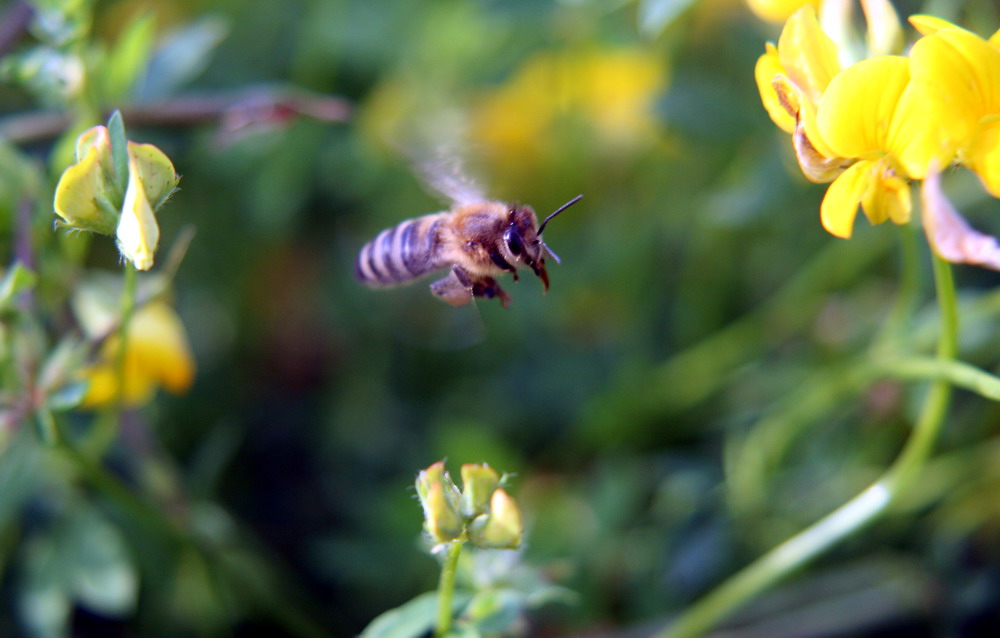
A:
[{"xmin": 501, "ymin": 195, "xmax": 582, "ymax": 291}]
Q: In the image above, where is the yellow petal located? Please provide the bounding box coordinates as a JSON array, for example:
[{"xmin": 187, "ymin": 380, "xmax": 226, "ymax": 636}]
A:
[
  {"xmin": 963, "ymin": 116, "xmax": 1000, "ymax": 197},
  {"xmin": 989, "ymin": 28, "xmax": 1000, "ymax": 50},
  {"xmin": 778, "ymin": 7, "xmax": 841, "ymax": 105},
  {"xmin": 922, "ymin": 165, "xmax": 1000, "ymax": 270},
  {"xmin": 798, "ymin": 94, "xmax": 837, "ymax": 159},
  {"xmin": 756, "ymin": 44, "xmax": 796, "ymax": 134},
  {"xmin": 816, "ymin": 56, "xmax": 909, "ymax": 159},
  {"xmin": 908, "ymin": 28, "xmax": 1000, "ymax": 150},
  {"xmin": 75, "ymin": 125, "xmax": 111, "ymax": 165},
  {"xmin": 80, "ymin": 360, "xmax": 157, "ymax": 408},
  {"xmin": 860, "ymin": 157, "xmax": 911, "ymax": 226},
  {"xmin": 746, "ymin": 0, "xmax": 819, "ymax": 25},
  {"xmin": 820, "ymin": 160, "xmax": 872, "ymax": 238},
  {"xmin": 885, "ymin": 83, "xmax": 942, "ymax": 179},
  {"xmin": 908, "ymin": 15, "xmax": 961, "ymax": 37},
  {"xmin": 78, "ymin": 300, "xmax": 195, "ymax": 409},
  {"xmin": 53, "ymin": 146, "xmax": 117, "ymax": 234},
  {"xmin": 116, "ymin": 154, "xmax": 160, "ymax": 270},
  {"xmin": 129, "ymin": 302, "xmax": 195, "ymax": 394},
  {"xmin": 127, "ymin": 141, "xmax": 179, "ymax": 209}
]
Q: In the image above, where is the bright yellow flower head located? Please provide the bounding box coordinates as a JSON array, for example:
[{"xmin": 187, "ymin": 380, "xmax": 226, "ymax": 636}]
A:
[
  {"xmin": 813, "ymin": 55, "xmax": 939, "ymax": 237},
  {"xmin": 907, "ymin": 21, "xmax": 1000, "ymax": 196},
  {"xmin": 81, "ymin": 301, "xmax": 195, "ymax": 408}
]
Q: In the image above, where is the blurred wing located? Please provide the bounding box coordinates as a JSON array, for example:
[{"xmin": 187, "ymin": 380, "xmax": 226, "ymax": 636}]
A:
[{"xmin": 416, "ymin": 147, "xmax": 487, "ymax": 206}]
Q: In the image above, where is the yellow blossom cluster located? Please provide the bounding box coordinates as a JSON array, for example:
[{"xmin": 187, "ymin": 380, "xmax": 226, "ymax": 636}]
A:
[{"xmin": 756, "ymin": 4, "xmax": 1000, "ymax": 268}]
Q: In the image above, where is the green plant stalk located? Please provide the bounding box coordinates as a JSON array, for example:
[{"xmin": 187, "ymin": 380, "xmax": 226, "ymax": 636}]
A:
[
  {"xmin": 654, "ymin": 256, "xmax": 958, "ymax": 638},
  {"xmin": 86, "ymin": 262, "xmax": 137, "ymax": 456},
  {"xmin": 435, "ymin": 540, "xmax": 464, "ymax": 637}
]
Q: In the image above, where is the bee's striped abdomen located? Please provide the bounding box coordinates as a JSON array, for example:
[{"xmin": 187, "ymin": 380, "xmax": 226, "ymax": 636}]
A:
[{"xmin": 355, "ymin": 213, "xmax": 446, "ymax": 287}]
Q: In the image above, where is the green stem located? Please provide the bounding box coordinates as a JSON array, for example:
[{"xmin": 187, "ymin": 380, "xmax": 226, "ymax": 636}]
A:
[
  {"xmin": 435, "ymin": 540, "xmax": 464, "ymax": 637},
  {"xmin": 86, "ymin": 263, "xmax": 137, "ymax": 456},
  {"xmin": 654, "ymin": 256, "xmax": 959, "ymax": 638}
]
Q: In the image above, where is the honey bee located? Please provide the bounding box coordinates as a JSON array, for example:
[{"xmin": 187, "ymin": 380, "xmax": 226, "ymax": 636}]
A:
[{"xmin": 355, "ymin": 194, "xmax": 582, "ymax": 308}]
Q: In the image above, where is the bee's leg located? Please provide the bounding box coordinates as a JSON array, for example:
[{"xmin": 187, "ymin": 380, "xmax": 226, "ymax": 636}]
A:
[
  {"xmin": 471, "ymin": 277, "xmax": 511, "ymax": 309},
  {"xmin": 489, "ymin": 250, "xmax": 518, "ymax": 281},
  {"xmin": 430, "ymin": 266, "xmax": 474, "ymax": 307}
]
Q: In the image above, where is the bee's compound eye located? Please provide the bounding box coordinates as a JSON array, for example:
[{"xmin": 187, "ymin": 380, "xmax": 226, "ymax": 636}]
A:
[{"xmin": 504, "ymin": 227, "xmax": 524, "ymax": 256}]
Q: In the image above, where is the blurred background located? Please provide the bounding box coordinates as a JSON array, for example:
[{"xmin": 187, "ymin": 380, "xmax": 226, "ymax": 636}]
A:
[{"xmin": 3, "ymin": 0, "xmax": 1000, "ymax": 636}]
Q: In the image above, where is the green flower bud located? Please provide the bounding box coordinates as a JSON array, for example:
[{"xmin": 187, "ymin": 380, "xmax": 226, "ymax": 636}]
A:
[
  {"xmin": 468, "ymin": 488, "xmax": 523, "ymax": 550},
  {"xmin": 460, "ymin": 463, "xmax": 500, "ymax": 517}
]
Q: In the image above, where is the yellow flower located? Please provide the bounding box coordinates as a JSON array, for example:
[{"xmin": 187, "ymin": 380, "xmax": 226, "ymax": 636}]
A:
[
  {"xmin": 755, "ymin": 7, "xmax": 844, "ymax": 180},
  {"xmin": 81, "ymin": 301, "xmax": 195, "ymax": 408},
  {"xmin": 813, "ymin": 55, "xmax": 938, "ymax": 237},
  {"xmin": 907, "ymin": 20, "xmax": 1000, "ymax": 196},
  {"xmin": 746, "ymin": 0, "xmax": 819, "ymax": 24}
]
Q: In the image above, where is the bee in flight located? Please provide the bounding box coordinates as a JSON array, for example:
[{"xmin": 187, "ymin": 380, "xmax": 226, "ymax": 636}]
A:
[{"xmin": 355, "ymin": 192, "xmax": 582, "ymax": 308}]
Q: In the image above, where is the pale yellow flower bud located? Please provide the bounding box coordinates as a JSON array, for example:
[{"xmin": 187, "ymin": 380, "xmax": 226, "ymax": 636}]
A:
[
  {"xmin": 460, "ymin": 463, "xmax": 499, "ymax": 517},
  {"xmin": 468, "ymin": 488, "xmax": 523, "ymax": 550},
  {"xmin": 416, "ymin": 462, "xmax": 464, "ymax": 544},
  {"xmin": 53, "ymin": 132, "xmax": 118, "ymax": 235}
]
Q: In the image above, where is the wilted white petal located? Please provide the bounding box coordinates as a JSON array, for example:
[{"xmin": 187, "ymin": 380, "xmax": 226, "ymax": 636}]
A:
[
  {"xmin": 922, "ymin": 167, "xmax": 1000, "ymax": 270},
  {"xmin": 116, "ymin": 155, "xmax": 159, "ymax": 270}
]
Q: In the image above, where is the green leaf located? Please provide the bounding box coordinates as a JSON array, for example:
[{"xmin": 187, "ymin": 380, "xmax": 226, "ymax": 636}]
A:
[
  {"xmin": 465, "ymin": 589, "xmax": 523, "ymax": 635},
  {"xmin": 106, "ymin": 110, "xmax": 129, "ymax": 195},
  {"xmin": 136, "ymin": 17, "xmax": 228, "ymax": 101},
  {"xmin": 44, "ymin": 382, "xmax": 88, "ymax": 411},
  {"xmin": 65, "ymin": 508, "xmax": 138, "ymax": 616},
  {"xmin": 103, "ymin": 12, "xmax": 157, "ymax": 103},
  {"xmin": 361, "ymin": 590, "xmax": 472, "ymax": 638},
  {"xmin": 0, "ymin": 263, "xmax": 36, "ymax": 311},
  {"xmin": 638, "ymin": 0, "xmax": 697, "ymax": 37},
  {"xmin": 18, "ymin": 537, "xmax": 71, "ymax": 638}
]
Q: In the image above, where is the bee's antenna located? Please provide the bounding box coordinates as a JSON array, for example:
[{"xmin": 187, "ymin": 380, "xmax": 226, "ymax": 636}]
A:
[{"xmin": 537, "ymin": 194, "xmax": 582, "ymax": 235}]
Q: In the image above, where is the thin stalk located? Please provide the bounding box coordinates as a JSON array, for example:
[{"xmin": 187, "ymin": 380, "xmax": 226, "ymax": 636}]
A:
[
  {"xmin": 435, "ymin": 540, "xmax": 464, "ymax": 637},
  {"xmin": 653, "ymin": 256, "xmax": 959, "ymax": 638},
  {"xmin": 85, "ymin": 263, "xmax": 137, "ymax": 455}
]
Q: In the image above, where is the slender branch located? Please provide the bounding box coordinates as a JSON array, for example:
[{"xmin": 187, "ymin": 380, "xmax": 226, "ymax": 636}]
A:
[
  {"xmin": 0, "ymin": 88, "xmax": 352, "ymax": 144},
  {"xmin": 875, "ymin": 357, "xmax": 1000, "ymax": 401},
  {"xmin": 654, "ymin": 257, "xmax": 959, "ymax": 638}
]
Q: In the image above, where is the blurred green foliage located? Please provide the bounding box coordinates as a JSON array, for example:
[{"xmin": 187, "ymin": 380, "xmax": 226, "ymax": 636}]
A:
[{"xmin": 2, "ymin": 0, "xmax": 1000, "ymax": 636}]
